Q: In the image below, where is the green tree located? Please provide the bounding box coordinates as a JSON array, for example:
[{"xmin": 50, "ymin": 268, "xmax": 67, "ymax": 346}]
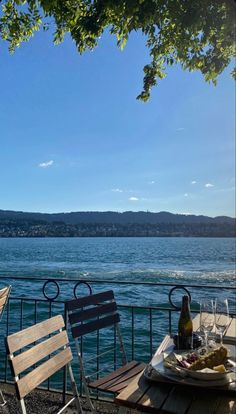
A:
[{"xmin": 0, "ymin": 0, "xmax": 235, "ymax": 100}]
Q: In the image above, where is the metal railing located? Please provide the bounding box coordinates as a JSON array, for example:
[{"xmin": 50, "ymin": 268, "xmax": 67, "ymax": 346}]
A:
[{"xmin": 0, "ymin": 275, "xmax": 235, "ymax": 401}]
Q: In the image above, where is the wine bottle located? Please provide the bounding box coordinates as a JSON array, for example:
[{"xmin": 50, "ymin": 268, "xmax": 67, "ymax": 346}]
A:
[{"xmin": 178, "ymin": 295, "xmax": 193, "ymax": 349}]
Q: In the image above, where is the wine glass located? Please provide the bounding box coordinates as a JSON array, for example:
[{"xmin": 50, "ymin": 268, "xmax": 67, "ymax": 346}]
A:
[
  {"xmin": 215, "ymin": 298, "xmax": 230, "ymax": 345},
  {"xmin": 200, "ymin": 299, "xmax": 215, "ymax": 349}
]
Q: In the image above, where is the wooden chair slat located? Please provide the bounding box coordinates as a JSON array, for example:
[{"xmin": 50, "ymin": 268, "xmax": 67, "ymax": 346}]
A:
[
  {"xmin": 0, "ymin": 295, "xmax": 8, "ymax": 308},
  {"xmin": 66, "ymin": 290, "xmax": 114, "ymax": 311},
  {"xmin": 12, "ymin": 330, "xmax": 69, "ymax": 376},
  {"xmin": 89, "ymin": 361, "xmax": 141, "ymax": 389},
  {"xmin": 0, "ymin": 286, "xmax": 11, "ymax": 317},
  {"xmin": 71, "ymin": 313, "xmax": 120, "ymax": 338},
  {"xmin": 0, "ymin": 287, "xmax": 9, "ymax": 299},
  {"xmin": 69, "ymin": 301, "xmax": 117, "ymax": 325},
  {"xmin": 103, "ymin": 363, "xmax": 146, "ymax": 393},
  {"xmin": 7, "ymin": 315, "xmax": 65, "ymax": 353},
  {"xmin": 17, "ymin": 347, "xmax": 72, "ymax": 399}
]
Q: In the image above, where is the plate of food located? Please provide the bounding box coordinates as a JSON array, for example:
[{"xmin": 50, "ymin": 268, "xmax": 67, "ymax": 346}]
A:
[{"xmin": 150, "ymin": 345, "xmax": 236, "ymax": 384}]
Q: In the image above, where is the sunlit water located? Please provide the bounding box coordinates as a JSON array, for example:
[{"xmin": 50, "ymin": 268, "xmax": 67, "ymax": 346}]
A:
[{"xmin": 0, "ymin": 236, "xmax": 235, "ymax": 301}]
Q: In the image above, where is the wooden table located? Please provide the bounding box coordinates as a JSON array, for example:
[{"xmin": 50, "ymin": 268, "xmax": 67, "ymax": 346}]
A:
[{"xmin": 115, "ymin": 317, "xmax": 236, "ymax": 414}]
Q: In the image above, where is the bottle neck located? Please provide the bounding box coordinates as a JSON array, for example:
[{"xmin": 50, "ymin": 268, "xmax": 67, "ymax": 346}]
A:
[{"xmin": 181, "ymin": 296, "xmax": 190, "ymax": 311}]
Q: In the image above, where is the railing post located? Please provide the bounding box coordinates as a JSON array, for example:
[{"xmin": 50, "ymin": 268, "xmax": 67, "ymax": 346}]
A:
[
  {"xmin": 149, "ymin": 308, "xmax": 153, "ymax": 360},
  {"xmin": 131, "ymin": 307, "xmax": 134, "ymax": 360},
  {"xmin": 169, "ymin": 310, "xmax": 172, "ymax": 336}
]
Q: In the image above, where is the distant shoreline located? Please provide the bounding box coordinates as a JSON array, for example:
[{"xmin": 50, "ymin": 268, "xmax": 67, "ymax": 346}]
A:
[{"xmin": 0, "ymin": 222, "xmax": 235, "ymax": 238}]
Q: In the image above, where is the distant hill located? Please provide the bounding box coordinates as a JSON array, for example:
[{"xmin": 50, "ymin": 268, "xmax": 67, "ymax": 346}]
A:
[
  {"xmin": 0, "ymin": 209, "xmax": 234, "ymax": 237},
  {"xmin": 0, "ymin": 209, "xmax": 234, "ymax": 225}
]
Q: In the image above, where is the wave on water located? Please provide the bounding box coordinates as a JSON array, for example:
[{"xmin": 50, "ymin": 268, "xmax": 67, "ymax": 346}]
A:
[{"xmin": 73, "ymin": 268, "xmax": 236, "ymax": 286}]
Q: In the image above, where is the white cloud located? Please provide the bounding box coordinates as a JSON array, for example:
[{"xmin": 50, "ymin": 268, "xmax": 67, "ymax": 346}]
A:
[
  {"xmin": 38, "ymin": 160, "xmax": 54, "ymax": 168},
  {"xmin": 184, "ymin": 193, "xmax": 188, "ymax": 197},
  {"xmin": 148, "ymin": 180, "xmax": 155, "ymax": 185},
  {"xmin": 205, "ymin": 183, "xmax": 214, "ymax": 188},
  {"xmin": 191, "ymin": 180, "xmax": 197, "ymax": 185},
  {"xmin": 111, "ymin": 188, "xmax": 123, "ymax": 193},
  {"xmin": 176, "ymin": 127, "xmax": 185, "ymax": 131},
  {"xmin": 129, "ymin": 197, "xmax": 139, "ymax": 201}
]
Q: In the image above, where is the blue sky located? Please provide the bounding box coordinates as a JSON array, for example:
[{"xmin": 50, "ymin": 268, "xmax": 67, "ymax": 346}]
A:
[{"xmin": 0, "ymin": 29, "xmax": 235, "ymax": 217}]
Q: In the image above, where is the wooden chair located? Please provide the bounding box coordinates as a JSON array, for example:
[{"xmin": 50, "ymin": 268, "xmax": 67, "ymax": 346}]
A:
[
  {"xmin": 66, "ymin": 290, "xmax": 146, "ymax": 414},
  {"xmin": 0, "ymin": 285, "xmax": 11, "ymax": 322},
  {"xmin": 0, "ymin": 285, "xmax": 11, "ymax": 406},
  {"xmin": 5, "ymin": 315, "xmax": 82, "ymax": 414}
]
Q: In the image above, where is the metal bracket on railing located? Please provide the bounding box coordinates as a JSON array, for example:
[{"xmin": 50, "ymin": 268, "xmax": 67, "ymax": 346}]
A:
[
  {"xmin": 42, "ymin": 279, "xmax": 60, "ymax": 301},
  {"xmin": 168, "ymin": 285, "xmax": 191, "ymax": 310},
  {"xmin": 73, "ymin": 281, "xmax": 92, "ymax": 299}
]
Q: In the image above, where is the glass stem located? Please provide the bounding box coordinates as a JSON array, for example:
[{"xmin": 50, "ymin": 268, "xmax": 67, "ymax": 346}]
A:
[
  {"xmin": 219, "ymin": 332, "xmax": 223, "ymax": 345},
  {"xmin": 204, "ymin": 331, "xmax": 208, "ymax": 348}
]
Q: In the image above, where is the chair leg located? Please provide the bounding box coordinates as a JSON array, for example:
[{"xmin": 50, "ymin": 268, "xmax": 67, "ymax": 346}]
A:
[
  {"xmin": 83, "ymin": 385, "xmax": 96, "ymax": 414},
  {"xmin": 0, "ymin": 389, "xmax": 6, "ymax": 407},
  {"xmin": 20, "ymin": 398, "xmax": 27, "ymax": 414},
  {"xmin": 74, "ymin": 341, "xmax": 96, "ymax": 414},
  {"xmin": 68, "ymin": 363, "xmax": 83, "ymax": 414}
]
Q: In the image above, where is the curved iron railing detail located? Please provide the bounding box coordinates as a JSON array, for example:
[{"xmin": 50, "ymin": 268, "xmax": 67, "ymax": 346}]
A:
[
  {"xmin": 42, "ymin": 278, "xmax": 93, "ymax": 301},
  {"xmin": 168, "ymin": 285, "xmax": 191, "ymax": 310},
  {"xmin": 73, "ymin": 281, "xmax": 92, "ymax": 298},
  {"xmin": 42, "ymin": 279, "xmax": 60, "ymax": 301}
]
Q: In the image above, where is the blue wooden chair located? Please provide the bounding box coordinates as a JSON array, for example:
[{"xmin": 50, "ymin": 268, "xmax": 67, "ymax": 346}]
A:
[{"xmin": 66, "ymin": 290, "xmax": 146, "ymax": 414}]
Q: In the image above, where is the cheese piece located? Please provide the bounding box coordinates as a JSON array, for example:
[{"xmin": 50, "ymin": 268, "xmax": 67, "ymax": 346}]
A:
[
  {"xmin": 189, "ymin": 346, "xmax": 228, "ymax": 371},
  {"xmin": 213, "ymin": 364, "xmax": 227, "ymax": 373}
]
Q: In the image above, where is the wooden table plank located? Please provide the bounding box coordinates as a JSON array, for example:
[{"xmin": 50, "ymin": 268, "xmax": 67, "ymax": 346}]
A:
[
  {"xmin": 160, "ymin": 386, "xmax": 193, "ymax": 414},
  {"xmin": 138, "ymin": 382, "xmax": 172, "ymax": 412},
  {"xmin": 225, "ymin": 318, "xmax": 236, "ymax": 341},
  {"xmin": 192, "ymin": 313, "xmax": 201, "ymax": 332},
  {"xmin": 215, "ymin": 396, "xmax": 236, "ymax": 414},
  {"xmin": 115, "ymin": 369, "xmax": 173, "ymax": 413},
  {"xmin": 115, "ymin": 370, "xmax": 150, "ymax": 409},
  {"xmin": 187, "ymin": 391, "xmax": 221, "ymax": 414}
]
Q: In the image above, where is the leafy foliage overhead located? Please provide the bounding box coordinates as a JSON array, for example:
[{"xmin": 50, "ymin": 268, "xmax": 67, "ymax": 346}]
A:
[{"xmin": 0, "ymin": 0, "xmax": 235, "ymax": 101}]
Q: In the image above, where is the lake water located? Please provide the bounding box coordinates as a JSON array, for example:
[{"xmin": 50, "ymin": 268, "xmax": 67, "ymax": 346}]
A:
[{"xmin": 0, "ymin": 237, "xmax": 235, "ymax": 303}]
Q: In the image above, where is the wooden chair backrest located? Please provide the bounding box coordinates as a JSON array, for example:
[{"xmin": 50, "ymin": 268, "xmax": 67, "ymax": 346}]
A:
[
  {"xmin": 6, "ymin": 315, "xmax": 72, "ymax": 400},
  {"xmin": 66, "ymin": 290, "xmax": 120, "ymax": 339},
  {"xmin": 0, "ymin": 285, "xmax": 11, "ymax": 320}
]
